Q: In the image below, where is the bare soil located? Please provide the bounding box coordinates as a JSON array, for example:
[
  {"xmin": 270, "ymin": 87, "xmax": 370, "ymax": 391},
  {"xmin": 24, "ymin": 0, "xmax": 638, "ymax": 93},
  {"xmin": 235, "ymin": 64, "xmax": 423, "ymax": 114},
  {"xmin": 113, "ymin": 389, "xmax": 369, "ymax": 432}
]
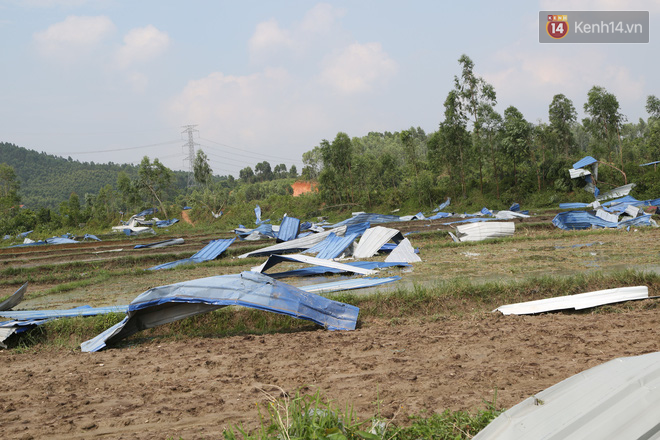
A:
[{"xmin": 1, "ymin": 308, "xmax": 659, "ymax": 439}]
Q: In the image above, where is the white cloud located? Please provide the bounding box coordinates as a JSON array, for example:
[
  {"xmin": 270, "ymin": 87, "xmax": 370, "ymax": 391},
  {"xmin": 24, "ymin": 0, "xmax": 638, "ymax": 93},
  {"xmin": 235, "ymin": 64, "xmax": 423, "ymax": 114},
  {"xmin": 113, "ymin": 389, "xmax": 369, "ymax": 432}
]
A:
[
  {"xmin": 300, "ymin": 2, "xmax": 345, "ymax": 34},
  {"xmin": 248, "ymin": 19, "xmax": 294, "ymax": 59},
  {"xmin": 116, "ymin": 25, "xmax": 170, "ymax": 69},
  {"xmin": 33, "ymin": 15, "xmax": 115, "ymax": 62},
  {"xmin": 319, "ymin": 42, "xmax": 398, "ymax": 94}
]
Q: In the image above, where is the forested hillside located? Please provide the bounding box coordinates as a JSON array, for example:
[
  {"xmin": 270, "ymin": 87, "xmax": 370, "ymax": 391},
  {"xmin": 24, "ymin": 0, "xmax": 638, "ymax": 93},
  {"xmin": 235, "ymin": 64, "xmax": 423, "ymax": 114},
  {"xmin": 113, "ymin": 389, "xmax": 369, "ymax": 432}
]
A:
[{"xmin": 0, "ymin": 143, "xmax": 187, "ymax": 208}]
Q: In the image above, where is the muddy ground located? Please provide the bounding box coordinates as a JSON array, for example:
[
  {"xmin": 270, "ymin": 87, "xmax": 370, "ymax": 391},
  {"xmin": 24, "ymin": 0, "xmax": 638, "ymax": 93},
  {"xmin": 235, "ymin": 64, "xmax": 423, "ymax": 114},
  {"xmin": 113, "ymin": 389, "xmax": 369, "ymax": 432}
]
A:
[{"xmin": 1, "ymin": 307, "xmax": 659, "ymax": 439}]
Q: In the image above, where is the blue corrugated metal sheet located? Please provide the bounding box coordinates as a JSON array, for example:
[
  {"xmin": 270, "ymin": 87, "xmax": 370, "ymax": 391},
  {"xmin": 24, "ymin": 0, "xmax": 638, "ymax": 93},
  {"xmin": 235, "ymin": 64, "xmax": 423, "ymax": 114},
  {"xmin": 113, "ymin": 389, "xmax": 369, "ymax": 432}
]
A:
[
  {"xmin": 83, "ymin": 234, "xmax": 101, "ymax": 241},
  {"xmin": 559, "ymin": 202, "xmax": 590, "ymax": 209},
  {"xmin": 433, "ymin": 197, "xmax": 451, "ymax": 212},
  {"xmin": 639, "ymin": 160, "xmax": 660, "ymax": 166},
  {"xmin": 345, "ymin": 221, "xmax": 370, "ymax": 236},
  {"xmin": 136, "ymin": 208, "xmax": 157, "ymax": 217},
  {"xmin": 330, "ymin": 213, "xmax": 400, "ymax": 228},
  {"xmin": 277, "ymin": 216, "xmax": 300, "ymax": 242},
  {"xmin": 156, "ymin": 218, "xmax": 179, "ymax": 227},
  {"xmin": 134, "ymin": 238, "xmax": 184, "ymax": 249},
  {"xmin": 81, "ymin": 271, "xmax": 360, "ymax": 352},
  {"xmin": 573, "ymin": 156, "xmax": 598, "ymax": 169},
  {"xmin": 617, "ymin": 214, "xmax": 652, "ymax": 228},
  {"xmin": 316, "ymin": 233, "xmax": 359, "ymax": 259},
  {"xmin": 552, "ymin": 211, "xmax": 617, "ymax": 230},
  {"xmin": 300, "ymin": 276, "xmax": 401, "ymax": 294},
  {"xmin": 0, "ymin": 304, "xmax": 128, "ymax": 320},
  {"xmin": 267, "ymin": 261, "xmax": 411, "ymax": 279},
  {"xmin": 148, "ymin": 238, "xmax": 235, "ymax": 270}
]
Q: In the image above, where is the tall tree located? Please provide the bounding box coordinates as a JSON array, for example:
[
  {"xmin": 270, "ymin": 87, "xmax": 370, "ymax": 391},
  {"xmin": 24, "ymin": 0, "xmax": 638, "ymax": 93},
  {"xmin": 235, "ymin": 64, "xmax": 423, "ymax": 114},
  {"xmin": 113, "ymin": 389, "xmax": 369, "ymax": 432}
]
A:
[
  {"xmin": 548, "ymin": 94, "xmax": 577, "ymax": 157},
  {"xmin": 137, "ymin": 156, "xmax": 173, "ymax": 218},
  {"xmin": 583, "ymin": 86, "xmax": 626, "ymax": 170},
  {"xmin": 479, "ymin": 105, "xmax": 503, "ymax": 198},
  {"xmin": 255, "ymin": 161, "xmax": 273, "ymax": 182},
  {"xmin": 502, "ymin": 106, "xmax": 531, "ymax": 186},
  {"xmin": 454, "ymin": 54, "xmax": 497, "ymax": 194},
  {"xmin": 193, "ymin": 149, "xmax": 212, "ymax": 186},
  {"xmin": 646, "ymin": 95, "xmax": 660, "ymax": 120},
  {"xmin": 438, "ymin": 90, "xmax": 471, "ymax": 198},
  {"xmin": 239, "ymin": 166, "xmax": 255, "ymax": 183},
  {"xmin": 0, "ymin": 163, "xmax": 20, "ymax": 212}
]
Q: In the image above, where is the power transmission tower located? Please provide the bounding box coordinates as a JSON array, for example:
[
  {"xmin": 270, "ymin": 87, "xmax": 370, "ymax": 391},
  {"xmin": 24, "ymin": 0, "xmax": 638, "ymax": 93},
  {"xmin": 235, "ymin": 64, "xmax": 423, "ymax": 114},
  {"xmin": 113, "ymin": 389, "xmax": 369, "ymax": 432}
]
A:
[{"xmin": 181, "ymin": 125, "xmax": 199, "ymax": 188}]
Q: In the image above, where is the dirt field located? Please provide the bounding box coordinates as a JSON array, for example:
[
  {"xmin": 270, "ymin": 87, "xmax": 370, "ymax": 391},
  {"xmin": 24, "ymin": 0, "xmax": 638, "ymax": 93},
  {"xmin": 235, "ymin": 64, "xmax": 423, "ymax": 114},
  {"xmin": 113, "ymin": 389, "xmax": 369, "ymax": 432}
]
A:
[
  {"xmin": 1, "ymin": 218, "xmax": 659, "ymax": 438},
  {"xmin": 1, "ymin": 308, "xmax": 659, "ymax": 439}
]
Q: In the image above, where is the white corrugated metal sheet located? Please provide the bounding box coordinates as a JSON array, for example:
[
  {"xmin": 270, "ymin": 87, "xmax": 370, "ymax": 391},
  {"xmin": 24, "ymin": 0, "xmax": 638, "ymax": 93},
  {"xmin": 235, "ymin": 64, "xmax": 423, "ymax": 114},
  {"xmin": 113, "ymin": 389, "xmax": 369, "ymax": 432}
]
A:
[
  {"xmin": 385, "ymin": 238, "xmax": 421, "ymax": 263},
  {"xmin": 252, "ymin": 254, "xmax": 377, "ymax": 276},
  {"xmin": 596, "ymin": 183, "xmax": 636, "ymax": 201},
  {"xmin": 474, "ymin": 351, "xmax": 660, "ymax": 440},
  {"xmin": 300, "ymin": 276, "xmax": 401, "ymax": 294},
  {"xmin": 353, "ymin": 226, "xmax": 403, "ymax": 259},
  {"xmin": 455, "ymin": 222, "xmax": 515, "ymax": 242},
  {"xmin": 494, "ymin": 286, "xmax": 648, "ymax": 315},
  {"xmin": 569, "ymin": 168, "xmax": 592, "ymax": 179},
  {"xmin": 238, "ymin": 226, "xmax": 348, "ymax": 258}
]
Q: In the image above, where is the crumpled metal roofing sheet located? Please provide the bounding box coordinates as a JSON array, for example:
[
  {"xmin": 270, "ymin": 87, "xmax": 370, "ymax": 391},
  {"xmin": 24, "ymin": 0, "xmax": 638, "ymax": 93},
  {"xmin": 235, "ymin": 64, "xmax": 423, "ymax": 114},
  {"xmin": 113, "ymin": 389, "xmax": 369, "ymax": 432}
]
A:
[
  {"xmin": 473, "ymin": 351, "xmax": 660, "ymax": 440},
  {"xmin": 277, "ymin": 216, "xmax": 300, "ymax": 242},
  {"xmin": 569, "ymin": 168, "xmax": 591, "ymax": 178},
  {"xmin": 315, "ymin": 233, "xmax": 359, "ymax": 260},
  {"xmin": 266, "ymin": 261, "xmax": 411, "ymax": 279},
  {"xmin": 596, "ymin": 183, "xmax": 636, "ymax": 201},
  {"xmin": 156, "ymin": 218, "xmax": 179, "ymax": 227},
  {"xmin": 0, "ymin": 283, "xmax": 28, "ymax": 311},
  {"xmin": 45, "ymin": 237, "xmax": 79, "ymax": 244},
  {"xmin": 493, "ymin": 286, "xmax": 648, "ymax": 315},
  {"xmin": 559, "ymin": 202, "xmax": 590, "ymax": 209},
  {"xmin": 238, "ymin": 226, "xmax": 350, "ymax": 258},
  {"xmin": 135, "ymin": 238, "xmax": 184, "ymax": 249},
  {"xmin": 329, "ymin": 213, "xmax": 401, "ymax": 228},
  {"xmin": 253, "ymin": 254, "xmax": 377, "ymax": 276},
  {"xmin": 384, "ymin": 238, "xmax": 421, "ymax": 263},
  {"xmin": 434, "ymin": 197, "xmax": 451, "ymax": 211},
  {"xmin": 148, "ymin": 238, "xmax": 235, "ymax": 270},
  {"xmin": 640, "ymin": 160, "xmax": 660, "ymax": 166},
  {"xmin": 81, "ymin": 271, "xmax": 359, "ymax": 352},
  {"xmin": 0, "ymin": 304, "xmax": 128, "ymax": 320},
  {"xmin": 552, "ymin": 211, "xmax": 617, "ymax": 230},
  {"xmin": 300, "ymin": 276, "xmax": 401, "ymax": 294},
  {"xmin": 572, "ymin": 155, "xmax": 598, "ymax": 169},
  {"xmin": 455, "ymin": 222, "xmax": 515, "ymax": 242},
  {"xmin": 353, "ymin": 226, "xmax": 404, "ymax": 259}
]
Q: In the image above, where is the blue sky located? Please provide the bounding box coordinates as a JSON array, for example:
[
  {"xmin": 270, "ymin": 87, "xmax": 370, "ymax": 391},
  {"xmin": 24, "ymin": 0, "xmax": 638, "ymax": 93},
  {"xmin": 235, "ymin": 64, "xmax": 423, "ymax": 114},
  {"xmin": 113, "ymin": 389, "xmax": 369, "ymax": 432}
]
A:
[{"xmin": 1, "ymin": 0, "xmax": 658, "ymax": 177}]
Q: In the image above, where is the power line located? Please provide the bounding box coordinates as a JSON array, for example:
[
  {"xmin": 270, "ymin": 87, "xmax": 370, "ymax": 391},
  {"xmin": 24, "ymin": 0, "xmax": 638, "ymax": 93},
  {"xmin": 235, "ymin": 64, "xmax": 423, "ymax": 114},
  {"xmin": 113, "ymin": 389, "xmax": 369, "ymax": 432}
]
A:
[
  {"xmin": 198, "ymin": 137, "xmax": 303, "ymax": 163},
  {"xmin": 59, "ymin": 140, "xmax": 181, "ymax": 155}
]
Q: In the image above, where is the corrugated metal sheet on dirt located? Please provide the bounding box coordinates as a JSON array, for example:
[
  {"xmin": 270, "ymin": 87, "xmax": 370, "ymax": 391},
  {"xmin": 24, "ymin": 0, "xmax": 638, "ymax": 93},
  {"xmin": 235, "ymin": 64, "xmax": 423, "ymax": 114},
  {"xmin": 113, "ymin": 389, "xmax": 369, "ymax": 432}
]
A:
[
  {"xmin": 238, "ymin": 226, "xmax": 351, "ymax": 258},
  {"xmin": 474, "ymin": 350, "xmax": 660, "ymax": 440},
  {"xmin": 385, "ymin": 238, "xmax": 421, "ymax": 263},
  {"xmin": 134, "ymin": 238, "xmax": 184, "ymax": 249},
  {"xmin": 81, "ymin": 271, "xmax": 359, "ymax": 352},
  {"xmin": 454, "ymin": 222, "xmax": 515, "ymax": 242},
  {"xmin": 552, "ymin": 211, "xmax": 616, "ymax": 230},
  {"xmin": 253, "ymin": 254, "xmax": 377, "ymax": 276},
  {"xmin": 148, "ymin": 238, "xmax": 235, "ymax": 270},
  {"xmin": 315, "ymin": 233, "xmax": 359, "ymax": 259},
  {"xmin": 353, "ymin": 226, "xmax": 404, "ymax": 259},
  {"xmin": 300, "ymin": 276, "xmax": 401, "ymax": 294},
  {"xmin": 0, "ymin": 304, "xmax": 129, "ymax": 320},
  {"xmin": 0, "ymin": 282, "xmax": 28, "ymax": 311},
  {"xmin": 277, "ymin": 216, "xmax": 300, "ymax": 242},
  {"xmin": 329, "ymin": 213, "xmax": 401, "ymax": 228},
  {"xmin": 494, "ymin": 286, "xmax": 649, "ymax": 315},
  {"xmin": 266, "ymin": 261, "xmax": 411, "ymax": 279}
]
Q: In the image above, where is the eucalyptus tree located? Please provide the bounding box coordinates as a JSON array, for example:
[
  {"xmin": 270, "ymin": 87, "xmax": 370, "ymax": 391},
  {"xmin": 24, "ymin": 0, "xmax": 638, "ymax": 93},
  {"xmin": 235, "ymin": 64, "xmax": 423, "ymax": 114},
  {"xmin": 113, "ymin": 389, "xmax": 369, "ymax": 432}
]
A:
[
  {"xmin": 0, "ymin": 163, "xmax": 20, "ymax": 213},
  {"xmin": 479, "ymin": 104, "xmax": 503, "ymax": 198},
  {"xmin": 548, "ymin": 93, "xmax": 577, "ymax": 157},
  {"xmin": 502, "ymin": 106, "xmax": 531, "ymax": 187},
  {"xmin": 583, "ymin": 86, "xmax": 626, "ymax": 169},
  {"xmin": 436, "ymin": 89, "xmax": 471, "ymax": 198},
  {"xmin": 193, "ymin": 149, "xmax": 212, "ymax": 186},
  {"xmin": 453, "ymin": 54, "xmax": 497, "ymax": 193},
  {"xmin": 137, "ymin": 156, "xmax": 173, "ymax": 218}
]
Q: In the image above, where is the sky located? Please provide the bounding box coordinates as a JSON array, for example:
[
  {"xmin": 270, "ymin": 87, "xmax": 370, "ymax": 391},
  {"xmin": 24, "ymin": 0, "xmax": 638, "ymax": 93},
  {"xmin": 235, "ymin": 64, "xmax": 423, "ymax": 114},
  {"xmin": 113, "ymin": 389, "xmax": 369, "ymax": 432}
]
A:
[{"xmin": 1, "ymin": 0, "xmax": 659, "ymax": 177}]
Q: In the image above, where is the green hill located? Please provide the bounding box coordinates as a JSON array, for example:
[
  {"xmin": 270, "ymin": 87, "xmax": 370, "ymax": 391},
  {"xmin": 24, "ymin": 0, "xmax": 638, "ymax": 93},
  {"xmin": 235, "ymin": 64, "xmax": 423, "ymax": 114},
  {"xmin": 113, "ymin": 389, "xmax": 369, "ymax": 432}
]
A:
[{"xmin": 0, "ymin": 142, "xmax": 188, "ymax": 209}]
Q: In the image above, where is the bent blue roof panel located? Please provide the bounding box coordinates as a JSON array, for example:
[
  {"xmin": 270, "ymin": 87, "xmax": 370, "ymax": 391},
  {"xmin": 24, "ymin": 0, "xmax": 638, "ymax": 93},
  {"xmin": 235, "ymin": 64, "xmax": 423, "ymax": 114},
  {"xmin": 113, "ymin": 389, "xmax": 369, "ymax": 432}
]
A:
[
  {"xmin": 148, "ymin": 238, "xmax": 235, "ymax": 270},
  {"xmin": 330, "ymin": 213, "xmax": 400, "ymax": 228},
  {"xmin": 639, "ymin": 160, "xmax": 660, "ymax": 166},
  {"xmin": 316, "ymin": 232, "xmax": 359, "ymax": 259},
  {"xmin": 277, "ymin": 216, "xmax": 300, "ymax": 242},
  {"xmin": 0, "ymin": 304, "xmax": 128, "ymax": 320},
  {"xmin": 156, "ymin": 218, "xmax": 179, "ymax": 227},
  {"xmin": 573, "ymin": 156, "xmax": 598, "ymax": 169},
  {"xmin": 81, "ymin": 271, "xmax": 359, "ymax": 352},
  {"xmin": 552, "ymin": 211, "xmax": 617, "ymax": 230}
]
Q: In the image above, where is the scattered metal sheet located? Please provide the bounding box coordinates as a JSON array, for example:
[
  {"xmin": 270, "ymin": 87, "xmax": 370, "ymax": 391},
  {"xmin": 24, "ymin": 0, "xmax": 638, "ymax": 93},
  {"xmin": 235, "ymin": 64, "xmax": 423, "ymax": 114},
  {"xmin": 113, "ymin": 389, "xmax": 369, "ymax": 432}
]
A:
[
  {"xmin": 596, "ymin": 209, "xmax": 619, "ymax": 223},
  {"xmin": 277, "ymin": 216, "xmax": 301, "ymax": 242},
  {"xmin": 573, "ymin": 155, "xmax": 598, "ymax": 169},
  {"xmin": 134, "ymin": 238, "xmax": 185, "ymax": 249},
  {"xmin": 252, "ymin": 254, "xmax": 377, "ymax": 276},
  {"xmin": 353, "ymin": 226, "xmax": 404, "ymax": 259},
  {"xmin": 81, "ymin": 271, "xmax": 360, "ymax": 352},
  {"xmin": 329, "ymin": 213, "xmax": 401, "ymax": 228},
  {"xmin": 474, "ymin": 351, "xmax": 660, "ymax": 440},
  {"xmin": 0, "ymin": 304, "xmax": 129, "ymax": 320},
  {"xmin": 385, "ymin": 238, "xmax": 421, "ymax": 263},
  {"xmin": 148, "ymin": 238, "xmax": 235, "ymax": 270},
  {"xmin": 83, "ymin": 234, "xmax": 101, "ymax": 241},
  {"xmin": 453, "ymin": 222, "xmax": 515, "ymax": 242},
  {"xmin": 569, "ymin": 168, "xmax": 591, "ymax": 178},
  {"xmin": 434, "ymin": 197, "xmax": 451, "ymax": 212},
  {"xmin": 493, "ymin": 286, "xmax": 648, "ymax": 315},
  {"xmin": 238, "ymin": 225, "xmax": 351, "ymax": 258},
  {"xmin": 553, "ymin": 211, "xmax": 652, "ymax": 230},
  {"xmin": 0, "ymin": 283, "xmax": 28, "ymax": 311},
  {"xmin": 300, "ymin": 276, "xmax": 401, "ymax": 294},
  {"xmin": 266, "ymin": 261, "xmax": 411, "ymax": 279},
  {"xmin": 640, "ymin": 160, "xmax": 660, "ymax": 166},
  {"xmin": 315, "ymin": 233, "xmax": 360, "ymax": 260},
  {"xmin": 494, "ymin": 210, "xmax": 530, "ymax": 220},
  {"xmin": 596, "ymin": 183, "xmax": 636, "ymax": 201},
  {"xmin": 156, "ymin": 218, "xmax": 179, "ymax": 227}
]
